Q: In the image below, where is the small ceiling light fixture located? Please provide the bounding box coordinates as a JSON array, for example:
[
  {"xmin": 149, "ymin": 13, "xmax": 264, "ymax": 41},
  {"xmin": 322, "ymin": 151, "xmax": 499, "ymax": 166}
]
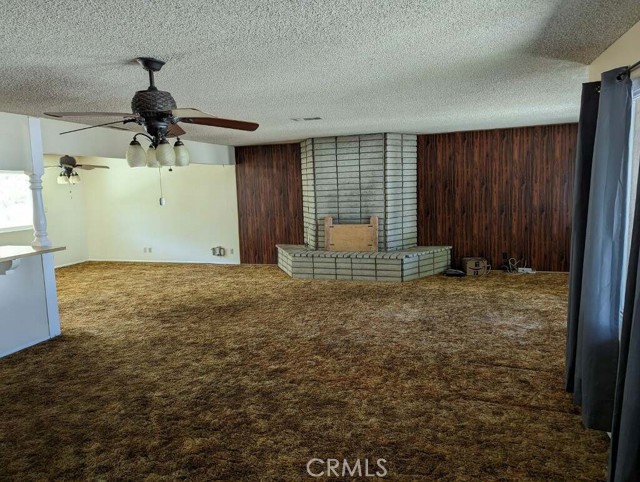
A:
[
  {"xmin": 69, "ymin": 172, "xmax": 81, "ymax": 184},
  {"xmin": 156, "ymin": 138, "xmax": 176, "ymax": 166},
  {"xmin": 126, "ymin": 139, "xmax": 146, "ymax": 167},
  {"xmin": 173, "ymin": 138, "xmax": 189, "ymax": 167},
  {"xmin": 145, "ymin": 144, "xmax": 159, "ymax": 168},
  {"xmin": 125, "ymin": 132, "xmax": 190, "ymax": 168}
]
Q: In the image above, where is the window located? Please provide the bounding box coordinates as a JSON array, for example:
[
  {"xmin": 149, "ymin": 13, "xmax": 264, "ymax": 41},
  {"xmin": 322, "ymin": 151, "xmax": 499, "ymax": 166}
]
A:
[{"xmin": 0, "ymin": 171, "xmax": 32, "ymax": 232}]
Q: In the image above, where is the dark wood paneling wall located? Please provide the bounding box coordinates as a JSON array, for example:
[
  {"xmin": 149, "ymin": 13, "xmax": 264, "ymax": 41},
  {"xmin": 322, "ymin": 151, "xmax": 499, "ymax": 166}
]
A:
[
  {"xmin": 418, "ymin": 124, "xmax": 578, "ymax": 272},
  {"xmin": 235, "ymin": 144, "xmax": 304, "ymax": 264},
  {"xmin": 237, "ymin": 124, "xmax": 577, "ymax": 269}
]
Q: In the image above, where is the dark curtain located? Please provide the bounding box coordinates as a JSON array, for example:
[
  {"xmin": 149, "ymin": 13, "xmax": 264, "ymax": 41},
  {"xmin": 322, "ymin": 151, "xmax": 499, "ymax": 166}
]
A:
[
  {"xmin": 608, "ymin": 82, "xmax": 640, "ymax": 482},
  {"xmin": 566, "ymin": 81, "xmax": 600, "ymax": 392},
  {"xmin": 566, "ymin": 67, "xmax": 633, "ymax": 431}
]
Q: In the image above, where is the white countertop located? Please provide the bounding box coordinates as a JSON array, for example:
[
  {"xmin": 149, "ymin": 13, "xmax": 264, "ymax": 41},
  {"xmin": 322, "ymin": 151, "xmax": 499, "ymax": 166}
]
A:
[{"xmin": 0, "ymin": 245, "xmax": 66, "ymax": 263}]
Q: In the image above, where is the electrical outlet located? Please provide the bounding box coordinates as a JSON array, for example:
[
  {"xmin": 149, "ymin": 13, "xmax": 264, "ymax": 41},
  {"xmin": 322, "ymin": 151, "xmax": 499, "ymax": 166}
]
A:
[
  {"xmin": 143, "ymin": 247, "xmax": 147, "ymax": 253},
  {"xmin": 148, "ymin": 247, "xmax": 152, "ymax": 253}
]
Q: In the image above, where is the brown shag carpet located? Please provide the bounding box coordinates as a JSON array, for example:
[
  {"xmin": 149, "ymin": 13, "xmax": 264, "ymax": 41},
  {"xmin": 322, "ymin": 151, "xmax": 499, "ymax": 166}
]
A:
[{"xmin": 0, "ymin": 263, "xmax": 608, "ymax": 480}]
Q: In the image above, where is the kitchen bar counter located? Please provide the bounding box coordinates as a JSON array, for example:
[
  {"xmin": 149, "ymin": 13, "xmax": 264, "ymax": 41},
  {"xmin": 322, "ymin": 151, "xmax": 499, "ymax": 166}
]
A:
[
  {"xmin": 0, "ymin": 245, "xmax": 65, "ymax": 263},
  {"xmin": 0, "ymin": 245, "xmax": 65, "ymax": 357}
]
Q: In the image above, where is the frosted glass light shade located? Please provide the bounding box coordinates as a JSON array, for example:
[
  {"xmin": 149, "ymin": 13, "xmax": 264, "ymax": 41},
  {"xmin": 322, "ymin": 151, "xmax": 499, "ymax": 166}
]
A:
[
  {"xmin": 156, "ymin": 139, "xmax": 175, "ymax": 166},
  {"xmin": 126, "ymin": 139, "xmax": 146, "ymax": 167},
  {"xmin": 174, "ymin": 139, "xmax": 190, "ymax": 166},
  {"xmin": 146, "ymin": 145, "xmax": 159, "ymax": 168},
  {"xmin": 69, "ymin": 173, "xmax": 81, "ymax": 184},
  {"xmin": 57, "ymin": 173, "xmax": 69, "ymax": 184}
]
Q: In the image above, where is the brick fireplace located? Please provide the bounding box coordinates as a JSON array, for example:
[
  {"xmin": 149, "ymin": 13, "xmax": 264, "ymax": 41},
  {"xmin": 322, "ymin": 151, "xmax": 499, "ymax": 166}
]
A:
[
  {"xmin": 302, "ymin": 133, "xmax": 417, "ymax": 250},
  {"xmin": 277, "ymin": 133, "xmax": 451, "ymax": 281}
]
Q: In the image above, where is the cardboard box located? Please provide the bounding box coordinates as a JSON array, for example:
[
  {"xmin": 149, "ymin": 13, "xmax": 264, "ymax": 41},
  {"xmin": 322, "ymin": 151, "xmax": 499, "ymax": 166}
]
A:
[{"xmin": 461, "ymin": 257, "xmax": 488, "ymax": 269}]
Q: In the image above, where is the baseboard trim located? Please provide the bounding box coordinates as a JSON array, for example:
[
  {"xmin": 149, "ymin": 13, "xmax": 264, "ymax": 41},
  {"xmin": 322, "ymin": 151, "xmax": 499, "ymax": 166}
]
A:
[
  {"xmin": 75, "ymin": 258, "xmax": 240, "ymax": 266},
  {"xmin": 55, "ymin": 259, "xmax": 90, "ymax": 268}
]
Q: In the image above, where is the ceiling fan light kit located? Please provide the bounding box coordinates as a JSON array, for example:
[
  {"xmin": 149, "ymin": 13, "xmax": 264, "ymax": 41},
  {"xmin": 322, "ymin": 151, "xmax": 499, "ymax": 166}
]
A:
[
  {"xmin": 127, "ymin": 134, "xmax": 189, "ymax": 168},
  {"xmin": 57, "ymin": 170, "xmax": 80, "ymax": 185},
  {"xmin": 126, "ymin": 139, "xmax": 147, "ymax": 167},
  {"xmin": 45, "ymin": 56, "xmax": 259, "ymax": 169}
]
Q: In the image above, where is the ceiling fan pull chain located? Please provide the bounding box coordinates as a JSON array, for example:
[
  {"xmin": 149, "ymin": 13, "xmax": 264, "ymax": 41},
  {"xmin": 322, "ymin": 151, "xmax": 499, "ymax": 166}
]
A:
[{"xmin": 158, "ymin": 167, "xmax": 166, "ymax": 206}]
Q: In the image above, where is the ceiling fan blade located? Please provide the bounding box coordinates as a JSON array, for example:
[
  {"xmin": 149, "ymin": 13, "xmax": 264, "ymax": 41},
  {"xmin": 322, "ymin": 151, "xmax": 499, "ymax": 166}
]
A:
[
  {"xmin": 167, "ymin": 124, "xmax": 186, "ymax": 138},
  {"xmin": 75, "ymin": 165, "xmax": 110, "ymax": 170},
  {"xmin": 172, "ymin": 108, "xmax": 258, "ymax": 131},
  {"xmin": 179, "ymin": 116, "xmax": 259, "ymax": 132},
  {"xmin": 45, "ymin": 112, "xmax": 137, "ymax": 118},
  {"xmin": 59, "ymin": 119, "xmax": 137, "ymax": 135}
]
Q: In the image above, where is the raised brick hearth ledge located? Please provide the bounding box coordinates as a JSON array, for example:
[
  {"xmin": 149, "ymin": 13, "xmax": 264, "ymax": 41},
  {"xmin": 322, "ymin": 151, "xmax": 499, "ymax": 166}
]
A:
[{"xmin": 277, "ymin": 245, "xmax": 452, "ymax": 282}]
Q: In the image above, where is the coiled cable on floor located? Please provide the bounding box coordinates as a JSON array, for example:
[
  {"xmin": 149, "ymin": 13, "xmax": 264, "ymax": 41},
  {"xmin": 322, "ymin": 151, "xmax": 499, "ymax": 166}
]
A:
[{"xmin": 506, "ymin": 257, "xmax": 527, "ymax": 273}]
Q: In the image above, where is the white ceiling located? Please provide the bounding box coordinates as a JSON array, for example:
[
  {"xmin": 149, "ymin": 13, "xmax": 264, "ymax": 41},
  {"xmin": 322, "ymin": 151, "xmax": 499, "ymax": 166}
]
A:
[{"xmin": 0, "ymin": 1, "xmax": 639, "ymax": 146}]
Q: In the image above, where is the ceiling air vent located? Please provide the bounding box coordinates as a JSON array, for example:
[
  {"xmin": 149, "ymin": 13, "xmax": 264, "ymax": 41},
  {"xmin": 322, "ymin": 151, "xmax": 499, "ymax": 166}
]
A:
[{"xmin": 291, "ymin": 117, "xmax": 322, "ymax": 121}]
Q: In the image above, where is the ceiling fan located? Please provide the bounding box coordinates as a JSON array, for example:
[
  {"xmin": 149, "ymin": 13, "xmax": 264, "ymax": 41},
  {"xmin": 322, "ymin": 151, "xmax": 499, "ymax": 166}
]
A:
[
  {"xmin": 44, "ymin": 57, "xmax": 259, "ymax": 167},
  {"xmin": 46, "ymin": 155, "xmax": 109, "ymax": 184}
]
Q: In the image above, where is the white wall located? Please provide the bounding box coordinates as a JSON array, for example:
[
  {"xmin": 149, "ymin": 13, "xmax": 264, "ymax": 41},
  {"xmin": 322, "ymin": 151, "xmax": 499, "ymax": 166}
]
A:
[
  {"xmin": 589, "ymin": 20, "xmax": 640, "ymax": 81},
  {"xmin": 0, "ymin": 229, "xmax": 32, "ymax": 245},
  {"xmin": 79, "ymin": 157, "xmax": 240, "ymax": 264},
  {"xmin": 0, "ymin": 112, "xmax": 32, "ymax": 171},
  {"xmin": 38, "ymin": 156, "xmax": 241, "ymax": 266}
]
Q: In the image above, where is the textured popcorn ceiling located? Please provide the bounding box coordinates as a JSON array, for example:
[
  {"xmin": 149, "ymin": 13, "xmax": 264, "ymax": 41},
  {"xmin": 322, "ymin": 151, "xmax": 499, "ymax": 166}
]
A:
[{"xmin": 0, "ymin": 0, "xmax": 638, "ymax": 146}]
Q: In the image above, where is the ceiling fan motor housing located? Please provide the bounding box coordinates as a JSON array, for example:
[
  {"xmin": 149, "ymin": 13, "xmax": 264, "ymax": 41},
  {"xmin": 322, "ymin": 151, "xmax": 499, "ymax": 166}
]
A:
[
  {"xmin": 131, "ymin": 89, "xmax": 177, "ymax": 118},
  {"xmin": 59, "ymin": 155, "xmax": 77, "ymax": 167}
]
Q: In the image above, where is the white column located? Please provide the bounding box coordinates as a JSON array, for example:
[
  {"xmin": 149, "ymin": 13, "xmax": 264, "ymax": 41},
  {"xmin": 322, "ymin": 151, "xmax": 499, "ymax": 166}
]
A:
[
  {"xmin": 27, "ymin": 117, "xmax": 51, "ymax": 248},
  {"xmin": 27, "ymin": 117, "xmax": 61, "ymax": 338}
]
